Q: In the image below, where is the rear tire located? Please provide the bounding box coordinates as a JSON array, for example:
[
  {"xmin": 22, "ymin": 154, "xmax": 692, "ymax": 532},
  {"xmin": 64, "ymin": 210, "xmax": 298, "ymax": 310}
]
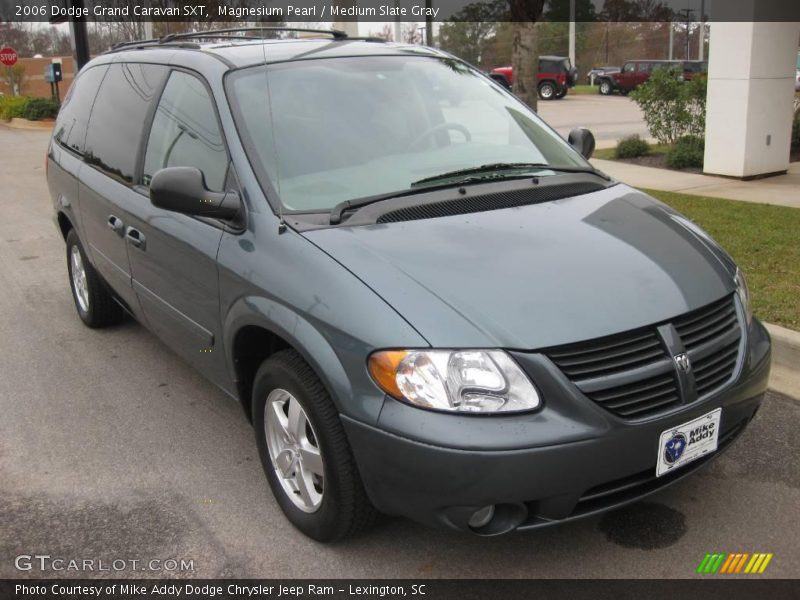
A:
[
  {"xmin": 538, "ymin": 81, "xmax": 556, "ymax": 100},
  {"xmin": 252, "ymin": 349, "xmax": 377, "ymax": 542},
  {"xmin": 555, "ymin": 88, "xmax": 567, "ymax": 99},
  {"xmin": 66, "ymin": 229, "xmax": 123, "ymax": 328}
]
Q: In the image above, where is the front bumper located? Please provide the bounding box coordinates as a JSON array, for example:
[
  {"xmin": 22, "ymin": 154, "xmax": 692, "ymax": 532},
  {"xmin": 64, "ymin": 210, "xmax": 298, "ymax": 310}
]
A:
[{"xmin": 343, "ymin": 319, "xmax": 771, "ymax": 534}]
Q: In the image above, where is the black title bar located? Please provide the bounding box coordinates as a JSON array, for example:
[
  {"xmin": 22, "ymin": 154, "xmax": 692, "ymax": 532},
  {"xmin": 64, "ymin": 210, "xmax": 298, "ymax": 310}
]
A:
[{"xmin": 2, "ymin": 0, "xmax": 800, "ymax": 23}]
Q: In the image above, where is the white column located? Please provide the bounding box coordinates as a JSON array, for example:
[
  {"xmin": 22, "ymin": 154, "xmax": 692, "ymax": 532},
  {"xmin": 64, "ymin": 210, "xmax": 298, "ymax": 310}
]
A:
[{"xmin": 703, "ymin": 22, "xmax": 800, "ymax": 178}]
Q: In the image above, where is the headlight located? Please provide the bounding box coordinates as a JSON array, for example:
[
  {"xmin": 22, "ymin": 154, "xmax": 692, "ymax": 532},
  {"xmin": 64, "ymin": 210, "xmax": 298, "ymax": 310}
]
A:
[
  {"xmin": 734, "ymin": 267, "xmax": 752, "ymax": 325},
  {"xmin": 368, "ymin": 350, "xmax": 540, "ymax": 413}
]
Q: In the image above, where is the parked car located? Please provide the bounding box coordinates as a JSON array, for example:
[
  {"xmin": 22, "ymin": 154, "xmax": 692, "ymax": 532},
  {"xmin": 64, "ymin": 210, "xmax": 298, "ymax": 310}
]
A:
[
  {"xmin": 587, "ymin": 65, "xmax": 620, "ymax": 86},
  {"xmin": 490, "ymin": 56, "xmax": 579, "ymax": 100},
  {"xmin": 48, "ymin": 30, "xmax": 770, "ymax": 542},
  {"xmin": 598, "ymin": 59, "xmax": 708, "ymax": 95}
]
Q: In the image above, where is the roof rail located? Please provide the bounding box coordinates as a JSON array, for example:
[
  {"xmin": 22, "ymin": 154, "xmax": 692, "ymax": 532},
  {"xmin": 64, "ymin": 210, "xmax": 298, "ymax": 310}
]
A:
[
  {"xmin": 159, "ymin": 27, "xmax": 348, "ymax": 43},
  {"xmin": 110, "ymin": 39, "xmax": 201, "ymax": 51}
]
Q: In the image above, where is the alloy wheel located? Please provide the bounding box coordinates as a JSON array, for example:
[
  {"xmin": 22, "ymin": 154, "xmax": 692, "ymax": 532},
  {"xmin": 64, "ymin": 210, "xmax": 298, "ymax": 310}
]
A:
[
  {"xmin": 264, "ymin": 388, "xmax": 325, "ymax": 513},
  {"xmin": 70, "ymin": 245, "xmax": 90, "ymax": 313}
]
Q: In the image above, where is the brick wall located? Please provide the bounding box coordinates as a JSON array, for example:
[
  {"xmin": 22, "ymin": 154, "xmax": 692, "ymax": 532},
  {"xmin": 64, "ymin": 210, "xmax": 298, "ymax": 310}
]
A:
[{"xmin": 0, "ymin": 56, "xmax": 75, "ymax": 99}]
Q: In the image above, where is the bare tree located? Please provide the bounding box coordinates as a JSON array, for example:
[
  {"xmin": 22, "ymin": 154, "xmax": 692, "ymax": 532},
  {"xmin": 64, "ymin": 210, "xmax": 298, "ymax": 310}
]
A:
[
  {"xmin": 368, "ymin": 24, "xmax": 395, "ymax": 41},
  {"xmin": 509, "ymin": 0, "xmax": 546, "ymax": 110},
  {"xmin": 1, "ymin": 64, "xmax": 27, "ymax": 96}
]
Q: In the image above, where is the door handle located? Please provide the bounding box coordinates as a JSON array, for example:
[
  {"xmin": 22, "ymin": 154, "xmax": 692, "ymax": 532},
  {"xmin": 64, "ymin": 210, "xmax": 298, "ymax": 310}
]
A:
[
  {"xmin": 125, "ymin": 227, "xmax": 146, "ymax": 250},
  {"xmin": 107, "ymin": 215, "xmax": 124, "ymax": 235}
]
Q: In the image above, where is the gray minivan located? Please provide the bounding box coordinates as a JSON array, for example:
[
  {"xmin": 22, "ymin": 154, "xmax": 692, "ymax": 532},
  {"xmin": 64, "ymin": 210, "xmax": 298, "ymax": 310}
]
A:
[{"xmin": 48, "ymin": 29, "xmax": 771, "ymax": 541}]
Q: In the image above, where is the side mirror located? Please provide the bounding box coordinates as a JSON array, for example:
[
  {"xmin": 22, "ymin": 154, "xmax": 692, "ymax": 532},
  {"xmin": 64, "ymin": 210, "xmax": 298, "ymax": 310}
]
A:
[
  {"xmin": 568, "ymin": 127, "xmax": 596, "ymax": 160},
  {"xmin": 150, "ymin": 167, "xmax": 240, "ymax": 220}
]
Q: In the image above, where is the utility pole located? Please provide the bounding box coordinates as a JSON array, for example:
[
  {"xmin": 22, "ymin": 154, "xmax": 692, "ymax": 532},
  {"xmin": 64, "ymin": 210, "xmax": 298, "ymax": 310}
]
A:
[{"xmin": 568, "ymin": 0, "xmax": 576, "ymax": 68}]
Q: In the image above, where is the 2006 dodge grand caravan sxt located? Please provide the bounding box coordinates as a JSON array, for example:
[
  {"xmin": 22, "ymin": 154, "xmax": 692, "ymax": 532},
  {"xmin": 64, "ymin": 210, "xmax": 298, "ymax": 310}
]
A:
[{"xmin": 48, "ymin": 29, "xmax": 771, "ymax": 541}]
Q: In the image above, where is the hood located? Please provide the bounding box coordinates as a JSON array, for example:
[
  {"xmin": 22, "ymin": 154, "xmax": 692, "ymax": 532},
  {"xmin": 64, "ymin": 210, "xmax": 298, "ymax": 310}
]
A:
[{"xmin": 304, "ymin": 185, "xmax": 735, "ymax": 349}]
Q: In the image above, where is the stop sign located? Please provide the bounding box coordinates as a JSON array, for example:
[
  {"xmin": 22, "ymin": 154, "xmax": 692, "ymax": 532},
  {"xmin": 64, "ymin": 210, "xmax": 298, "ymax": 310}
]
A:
[{"xmin": 0, "ymin": 47, "xmax": 18, "ymax": 67}]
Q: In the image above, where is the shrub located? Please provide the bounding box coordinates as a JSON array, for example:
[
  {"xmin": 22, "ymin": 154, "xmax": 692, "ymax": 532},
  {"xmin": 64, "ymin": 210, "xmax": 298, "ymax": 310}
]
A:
[
  {"xmin": 615, "ymin": 134, "xmax": 650, "ymax": 159},
  {"xmin": 0, "ymin": 95, "xmax": 29, "ymax": 120},
  {"xmin": 792, "ymin": 95, "xmax": 800, "ymax": 148},
  {"xmin": 666, "ymin": 135, "xmax": 705, "ymax": 169},
  {"xmin": 22, "ymin": 97, "xmax": 60, "ymax": 121},
  {"xmin": 630, "ymin": 68, "xmax": 707, "ymax": 145}
]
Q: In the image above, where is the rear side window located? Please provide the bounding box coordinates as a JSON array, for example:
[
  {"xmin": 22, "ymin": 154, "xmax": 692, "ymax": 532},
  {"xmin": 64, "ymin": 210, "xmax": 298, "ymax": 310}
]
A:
[
  {"xmin": 143, "ymin": 71, "xmax": 227, "ymax": 191},
  {"xmin": 84, "ymin": 63, "xmax": 167, "ymax": 185},
  {"xmin": 53, "ymin": 65, "xmax": 108, "ymax": 155}
]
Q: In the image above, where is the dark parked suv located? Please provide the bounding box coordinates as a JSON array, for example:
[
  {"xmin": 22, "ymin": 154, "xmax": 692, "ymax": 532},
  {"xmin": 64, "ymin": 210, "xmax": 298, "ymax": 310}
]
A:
[
  {"xmin": 599, "ymin": 59, "xmax": 708, "ymax": 94},
  {"xmin": 48, "ymin": 29, "xmax": 770, "ymax": 542}
]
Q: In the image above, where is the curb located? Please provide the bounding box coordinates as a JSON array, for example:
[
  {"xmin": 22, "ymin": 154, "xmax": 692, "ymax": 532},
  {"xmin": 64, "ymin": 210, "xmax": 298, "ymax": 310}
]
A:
[
  {"xmin": 1, "ymin": 118, "xmax": 54, "ymax": 131},
  {"xmin": 764, "ymin": 322, "xmax": 800, "ymax": 399}
]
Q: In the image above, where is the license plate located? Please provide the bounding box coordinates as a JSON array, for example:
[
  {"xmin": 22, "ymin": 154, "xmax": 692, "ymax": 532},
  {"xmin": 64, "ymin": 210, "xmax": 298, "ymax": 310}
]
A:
[{"xmin": 656, "ymin": 408, "xmax": 721, "ymax": 477}]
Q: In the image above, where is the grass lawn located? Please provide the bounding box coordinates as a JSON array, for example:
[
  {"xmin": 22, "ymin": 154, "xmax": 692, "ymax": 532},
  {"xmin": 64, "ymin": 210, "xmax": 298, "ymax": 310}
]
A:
[
  {"xmin": 593, "ymin": 143, "xmax": 669, "ymax": 160},
  {"xmin": 570, "ymin": 85, "xmax": 597, "ymax": 95},
  {"xmin": 644, "ymin": 189, "xmax": 800, "ymax": 331}
]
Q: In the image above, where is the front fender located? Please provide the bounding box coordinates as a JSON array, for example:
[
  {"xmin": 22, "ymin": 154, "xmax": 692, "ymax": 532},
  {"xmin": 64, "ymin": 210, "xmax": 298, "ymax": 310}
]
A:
[{"xmin": 223, "ymin": 295, "xmax": 372, "ymax": 421}]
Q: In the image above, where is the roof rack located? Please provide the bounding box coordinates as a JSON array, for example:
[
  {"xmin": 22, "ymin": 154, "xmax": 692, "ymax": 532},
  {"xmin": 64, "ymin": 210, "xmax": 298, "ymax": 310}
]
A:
[
  {"xmin": 107, "ymin": 27, "xmax": 388, "ymax": 54},
  {"xmin": 110, "ymin": 39, "xmax": 201, "ymax": 51},
  {"xmin": 160, "ymin": 27, "xmax": 348, "ymax": 43}
]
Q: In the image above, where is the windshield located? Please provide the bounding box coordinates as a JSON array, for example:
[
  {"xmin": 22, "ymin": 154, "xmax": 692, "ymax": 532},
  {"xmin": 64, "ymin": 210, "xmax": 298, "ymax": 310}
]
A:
[{"xmin": 227, "ymin": 55, "xmax": 590, "ymax": 212}]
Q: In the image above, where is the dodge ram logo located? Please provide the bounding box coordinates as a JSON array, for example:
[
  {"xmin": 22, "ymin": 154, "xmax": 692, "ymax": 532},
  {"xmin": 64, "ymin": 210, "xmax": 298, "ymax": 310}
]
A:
[{"xmin": 673, "ymin": 353, "xmax": 691, "ymax": 373}]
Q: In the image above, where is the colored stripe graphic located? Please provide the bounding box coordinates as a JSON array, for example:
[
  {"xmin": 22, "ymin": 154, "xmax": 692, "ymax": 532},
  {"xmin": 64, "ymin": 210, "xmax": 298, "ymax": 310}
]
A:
[{"xmin": 700, "ymin": 553, "xmax": 773, "ymax": 574}]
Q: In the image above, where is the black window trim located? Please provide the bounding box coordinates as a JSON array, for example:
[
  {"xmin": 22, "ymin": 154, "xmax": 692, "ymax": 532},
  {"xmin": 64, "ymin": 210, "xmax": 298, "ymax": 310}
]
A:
[
  {"xmin": 82, "ymin": 61, "xmax": 169, "ymax": 187},
  {"xmin": 133, "ymin": 64, "xmax": 245, "ymax": 233},
  {"xmin": 53, "ymin": 63, "xmax": 111, "ymax": 160}
]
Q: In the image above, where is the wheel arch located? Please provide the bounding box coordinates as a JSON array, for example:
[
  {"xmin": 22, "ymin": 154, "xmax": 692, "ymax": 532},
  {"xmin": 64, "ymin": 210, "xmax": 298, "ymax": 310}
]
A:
[
  {"xmin": 56, "ymin": 210, "xmax": 74, "ymax": 240},
  {"xmin": 224, "ymin": 296, "xmax": 357, "ymax": 424}
]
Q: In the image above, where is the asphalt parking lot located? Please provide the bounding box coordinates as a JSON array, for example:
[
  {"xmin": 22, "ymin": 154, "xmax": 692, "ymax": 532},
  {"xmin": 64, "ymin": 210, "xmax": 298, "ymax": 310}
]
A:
[
  {"xmin": 0, "ymin": 125, "xmax": 798, "ymax": 579},
  {"xmin": 539, "ymin": 92, "xmax": 650, "ymax": 143}
]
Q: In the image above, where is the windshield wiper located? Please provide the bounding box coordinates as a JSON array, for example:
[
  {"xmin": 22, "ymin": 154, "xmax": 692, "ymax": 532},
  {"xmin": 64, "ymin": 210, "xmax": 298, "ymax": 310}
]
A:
[
  {"xmin": 328, "ymin": 163, "xmax": 608, "ymax": 225},
  {"xmin": 410, "ymin": 162, "xmax": 605, "ymax": 188},
  {"xmin": 330, "ymin": 191, "xmax": 407, "ymax": 225}
]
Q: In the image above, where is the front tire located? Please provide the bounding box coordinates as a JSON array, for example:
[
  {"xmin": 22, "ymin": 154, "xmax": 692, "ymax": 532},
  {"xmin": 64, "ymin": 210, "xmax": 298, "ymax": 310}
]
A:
[
  {"xmin": 253, "ymin": 349, "xmax": 376, "ymax": 542},
  {"xmin": 599, "ymin": 79, "xmax": 613, "ymax": 95},
  {"xmin": 538, "ymin": 81, "xmax": 556, "ymax": 100},
  {"xmin": 66, "ymin": 229, "xmax": 123, "ymax": 328}
]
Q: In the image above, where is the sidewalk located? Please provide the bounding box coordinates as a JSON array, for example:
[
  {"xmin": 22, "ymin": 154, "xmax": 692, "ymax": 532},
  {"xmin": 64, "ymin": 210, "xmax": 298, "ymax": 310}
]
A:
[{"xmin": 591, "ymin": 157, "xmax": 800, "ymax": 209}]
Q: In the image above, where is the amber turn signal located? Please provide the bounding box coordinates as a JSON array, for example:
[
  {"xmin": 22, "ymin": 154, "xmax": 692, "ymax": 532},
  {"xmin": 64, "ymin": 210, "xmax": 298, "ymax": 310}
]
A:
[{"xmin": 368, "ymin": 350, "xmax": 409, "ymax": 399}]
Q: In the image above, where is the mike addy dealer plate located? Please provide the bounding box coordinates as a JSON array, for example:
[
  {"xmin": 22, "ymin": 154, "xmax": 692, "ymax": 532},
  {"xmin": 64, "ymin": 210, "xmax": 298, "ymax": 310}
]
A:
[{"xmin": 656, "ymin": 408, "xmax": 722, "ymax": 477}]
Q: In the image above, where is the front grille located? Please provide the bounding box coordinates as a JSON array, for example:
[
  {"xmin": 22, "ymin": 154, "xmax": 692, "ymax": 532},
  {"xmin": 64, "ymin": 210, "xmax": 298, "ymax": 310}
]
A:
[
  {"xmin": 590, "ymin": 372, "xmax": 681, "ymax": 418},
  {"xmin": 693, "ymin": 340, "xmax": 740, "ymax": 397},
  {"xmin": 543, "ymin": 294, "xmax": 741, "ymax": 420},
  {"xmin": 546, "ymin": 328, "xmax": 664, "ymax": 380},
  {"xmin": 674, "ymin": 295, "xmax": 738, "ymax": 350}
]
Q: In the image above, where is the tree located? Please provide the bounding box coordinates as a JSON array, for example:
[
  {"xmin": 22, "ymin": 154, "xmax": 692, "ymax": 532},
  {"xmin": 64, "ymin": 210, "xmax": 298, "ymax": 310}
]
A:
[
  {"xmin": 438, "ymin": 0, "xmax": 507, "ymax": 65},
  {"xmin": 402, "ymin": 23, "xmax": 422, "ymax": 44},
  {"xmin": 368, "ymin": 25, "xmax": 394, "ymax": 41},
  {"xmin": 1, "ymin": 64, "xmax": 27, "ymax": 96},
  {"xmin": 509, "ymin": 0, "xmax": 546, "ymax": 110}
]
